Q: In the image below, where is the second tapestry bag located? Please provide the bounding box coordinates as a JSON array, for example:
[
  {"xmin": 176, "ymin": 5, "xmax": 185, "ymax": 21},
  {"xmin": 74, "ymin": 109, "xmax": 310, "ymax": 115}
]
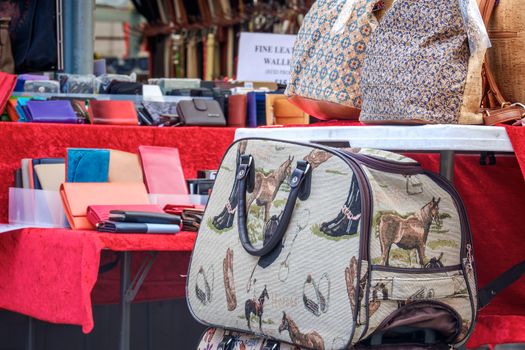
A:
[
  {"xmin": 285, "ymin": 0, "xmax": 380, "ymax": 120},
  {"xmin": 360, "ymin": 0, "xmax": 489, "ymax": 124}
]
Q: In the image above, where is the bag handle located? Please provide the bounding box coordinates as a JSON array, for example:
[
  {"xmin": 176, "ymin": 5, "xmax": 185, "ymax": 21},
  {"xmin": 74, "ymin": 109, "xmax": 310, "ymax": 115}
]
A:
[
  {"xmin": 237, "ymin": 155, "xmax": 311, "ymax": 257},
  {"xmin": 478, "ymin": 259, "xmax": 525, "ymax": 308}
]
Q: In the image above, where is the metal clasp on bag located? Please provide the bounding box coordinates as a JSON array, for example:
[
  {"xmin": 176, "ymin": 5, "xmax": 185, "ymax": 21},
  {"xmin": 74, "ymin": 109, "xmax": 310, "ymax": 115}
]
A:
[{"xmin": 237, "ymin": 155, "xmax": 253, "ymax": 180}]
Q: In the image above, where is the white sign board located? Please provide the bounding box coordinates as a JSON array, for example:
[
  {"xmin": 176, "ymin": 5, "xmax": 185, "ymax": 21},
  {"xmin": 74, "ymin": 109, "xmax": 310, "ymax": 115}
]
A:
[{"xmin": 236, "ymin": 32, "xmax": 296, "ymax": 85}]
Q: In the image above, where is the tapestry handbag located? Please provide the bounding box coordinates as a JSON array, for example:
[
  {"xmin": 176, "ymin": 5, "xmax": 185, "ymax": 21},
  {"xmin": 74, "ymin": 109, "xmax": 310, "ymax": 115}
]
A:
[
  {"xmin": 360, "ymin": 0, "xmax": 490, "ymax": 124},
  {"xmin": 188, "ymin": 139, "xmax": 525, "ymax": 349},
  {"xmin": 285, "ymin": 0, "xmax": 380, "ymax": 120}
]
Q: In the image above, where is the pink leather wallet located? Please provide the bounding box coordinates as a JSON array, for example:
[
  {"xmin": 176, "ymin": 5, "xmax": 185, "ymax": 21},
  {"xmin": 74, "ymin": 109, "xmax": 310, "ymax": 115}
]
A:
[{"xmin": 138, "ymin": 146, "xmax": 188, "ymax": 195}]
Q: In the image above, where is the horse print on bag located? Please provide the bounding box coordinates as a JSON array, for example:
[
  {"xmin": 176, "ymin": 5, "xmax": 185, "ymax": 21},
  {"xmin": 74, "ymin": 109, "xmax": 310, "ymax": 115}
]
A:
[
  {"xmin": 245, "ymin": 285, "xmax": 269, "ymax": 331},
  {"xmin": 319, "ymin": 174, "xmax": 361, "ymax": 238},
  {"xmin": 303, "ymin": 149, "xmax": 333, "ymax": 169},
  {"xmin": 378, "ymin": 197, "xmax": 442, "ymax": 266},
  {"xmin": 247, "ymin": 156, "xmax": 293, "ymax": 223},
  {"xmin": 278, "ymin": 312, "xmax": 325, "ymax": 350},
  {"xmin": 212, "ymin": 141, "xmax": 248, "ymax": 231}
]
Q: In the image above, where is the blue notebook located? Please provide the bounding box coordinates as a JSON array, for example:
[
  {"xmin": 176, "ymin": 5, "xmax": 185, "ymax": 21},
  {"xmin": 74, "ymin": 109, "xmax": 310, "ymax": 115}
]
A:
[
  {"xmin": 66, "ymin": 148, "xmax": 110, "ymax": 183},
  {"xmin": 247, "ymin": 92, "xmax": 267, "ymax": 128}
]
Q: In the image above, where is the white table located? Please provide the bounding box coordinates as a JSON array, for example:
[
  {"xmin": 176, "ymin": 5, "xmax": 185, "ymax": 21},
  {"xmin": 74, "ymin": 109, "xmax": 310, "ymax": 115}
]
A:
[{"xmin": 235, "ymin": 125, "xmax": 514, "ymax": 180}]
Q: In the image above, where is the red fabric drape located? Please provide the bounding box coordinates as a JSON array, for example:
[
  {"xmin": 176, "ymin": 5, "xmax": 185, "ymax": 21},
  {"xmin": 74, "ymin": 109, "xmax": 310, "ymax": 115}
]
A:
[{"xmin": 0, "ymin": 229, "xmax": 196, "ymax": 333}]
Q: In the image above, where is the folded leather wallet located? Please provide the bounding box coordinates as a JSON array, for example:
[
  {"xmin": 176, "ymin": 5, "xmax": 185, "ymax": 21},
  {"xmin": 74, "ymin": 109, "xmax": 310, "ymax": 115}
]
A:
[
  {"xmin": 138, "ymin": 145, "xmax": 188, "ymax": 195},
  {"xmin": 109, "ymin": 210, "xmax": 181, "ymax": 225},
  {"xmin": 176, "ymin": 99, "xmax": 226, "ymax": 126},
  {"xmin": 25, "ymin": 100, "xmax": 78, "ymax": 123},
  {"xmin": 34, "ymin": 163, "xmax": 65, "ymax": 191},
  {"xmin": 60, "ymin": 182, "xmax": 150, "ymax": 230},
  {"xmin": 87, "ymin": 204, "xmax": 163, "ymax": 226},
  {"xmin": 108, "ymin": 150, "xmax": 143, "ymax": 183},
  {"xmin": 66, "ymin": 148, "xmax": 110, "ymax": 183},
  {"xmin": 87, "ymin": 100, "xmax": 138, "ymax": 125},
  {"xmin": 142, "ymin": 101, "xmax": 178, "ymax": 125},
  {"xmin": 227, "ymin": 94, "xmax": 247, "ymax": 127},
  {"xmin": 96, "ymin": 221, "xmax": 180, "ymax": 234}
]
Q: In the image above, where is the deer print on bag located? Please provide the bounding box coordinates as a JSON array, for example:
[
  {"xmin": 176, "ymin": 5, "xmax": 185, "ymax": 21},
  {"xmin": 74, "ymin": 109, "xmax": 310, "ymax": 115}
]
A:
[
  {"xmin": 247, "ymin": 156, "xmax": 294, "ymax": 222},
  {"xmin": 378, "ymin": 197, "xmax": 442, "ymax": 266},
  {"xmin": 245, "ymin": 285, "xmax": 269, "ymax": 331},
  {"xmin": 278, "ymin": 312, "xmax": 325, "ymax": 350}
]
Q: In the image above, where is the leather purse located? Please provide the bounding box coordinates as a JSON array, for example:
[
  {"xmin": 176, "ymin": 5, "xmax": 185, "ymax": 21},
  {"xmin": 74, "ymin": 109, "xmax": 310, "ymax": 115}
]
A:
[
  {"xmin": 108, "ymin": 150, "xmax": 143, "ymax": 183},
  {"xmin": 227, "ymin": 94, "xmax": 247, "ymax": 127},
  {"xmin": 138, "ymin": 145, "xmax": 188, "ymax": 195},
  {"xmin": 25, "ymin": 100, "xmax": 78, "ymax": 123},
  {"xmin": 87, "ymin": 100, "xmax": 138, "ymax": 125},
  {"xmin": 176, "ymin": 99, "xmax": 226, "ymax": 126},
  {"xmin": 87, "ymin": 204, "xmax": 163, "ymax": 226},
  {"xmin": 66, "ymin": 148, "xmax": 110, "ymax": 183},
  {"xmin": 60, "ymin": 182, "xmax": 150, "ymax": 230}
]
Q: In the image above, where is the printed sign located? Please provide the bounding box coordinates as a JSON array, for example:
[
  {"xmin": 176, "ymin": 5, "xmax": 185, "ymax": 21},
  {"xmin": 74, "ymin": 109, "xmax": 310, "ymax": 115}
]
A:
[{"xmin": 236, "ymin": 32, "xmax": 296, "ymax": 85}]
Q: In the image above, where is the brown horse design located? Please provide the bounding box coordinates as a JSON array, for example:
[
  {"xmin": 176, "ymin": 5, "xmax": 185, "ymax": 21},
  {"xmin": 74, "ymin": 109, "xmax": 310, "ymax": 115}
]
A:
[
  {"xmin": 247, "ymin": 156, "xmax": 294, "ymax": 222},
  {"xmin": 378, "ymin": 197, "xmax": 442, "ymax": 266},
  {"xmin": 223, "ymin": 248, "xmax": 237, "ymax": 311},
  {"xmin": 278, "ymin": 312, "xmax": 325, "ymax": 350},
  {"xmin": 245, "ymin": 285, "xmax": 269, "ymax": 330},
  {"xmin": 303, "ymin": 149, "xmax": 332, "ymax": 169}
]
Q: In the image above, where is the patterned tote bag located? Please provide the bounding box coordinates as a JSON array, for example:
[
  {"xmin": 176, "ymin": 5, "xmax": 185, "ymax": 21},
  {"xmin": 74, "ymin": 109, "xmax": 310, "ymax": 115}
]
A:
[
  {"xmin": 359, "ymin": 0, "xmax": 490, "ymax": 124},
  {"xmin": 286, "ymin": 0, "xmax": 381, "ymax": 120}
]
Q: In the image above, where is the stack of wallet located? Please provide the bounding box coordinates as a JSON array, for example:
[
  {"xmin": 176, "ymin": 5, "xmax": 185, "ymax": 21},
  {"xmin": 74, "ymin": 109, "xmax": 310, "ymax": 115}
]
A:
[
  {"xmin": 88, "ymin": 204, "xmax": 181, "ymax": 234},
  {"xmin": 164, "ymin": 204, "xmax": 204, "ymax": 232}
]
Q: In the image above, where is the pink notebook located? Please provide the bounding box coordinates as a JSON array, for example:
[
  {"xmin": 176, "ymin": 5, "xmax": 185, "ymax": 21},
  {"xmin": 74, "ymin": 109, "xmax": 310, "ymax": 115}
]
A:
[{"xmin": 138, "ymin": 146, "xmax": 188, "ymax": 195}]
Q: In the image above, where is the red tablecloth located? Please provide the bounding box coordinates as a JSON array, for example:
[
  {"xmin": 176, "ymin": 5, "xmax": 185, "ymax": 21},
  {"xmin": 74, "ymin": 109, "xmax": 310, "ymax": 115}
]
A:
[
  {"xmin": 0, "ymin": 228, "xmax": 196, "ymax": 333},
  {"xmin": 0, "ymin": 123, "xmax": 523, "ymax": 347},
  {"xmin": 0, "ymin": 122, "xmax": 237, "ymax": 223}
]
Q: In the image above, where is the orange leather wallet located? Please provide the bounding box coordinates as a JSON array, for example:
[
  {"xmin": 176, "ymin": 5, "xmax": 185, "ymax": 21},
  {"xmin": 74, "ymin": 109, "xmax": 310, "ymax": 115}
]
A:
[
  {"xmin": 87, "ymin": 100, "xmax": 138, "ymax": 125},
  {"xmin": 60, "ymin": 182, "xmax": 150, "ymax": 230}
]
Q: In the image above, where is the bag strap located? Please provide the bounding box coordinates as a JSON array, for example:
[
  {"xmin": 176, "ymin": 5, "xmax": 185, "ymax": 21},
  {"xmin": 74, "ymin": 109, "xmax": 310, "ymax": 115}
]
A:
[
  {"xmin": 237, "ymin": 155, "xmax": 312, "ymax": 257},
  {"xmin": 478, "ymin": 260, "xmax": 525, "ymax": 308},
  {"xmin": 483, "ymin": 103, "xmax": 525, "ymax": 126},
  {"xmin": 478, "ymin": 0, "xmax": 508, "ymax": 109}
]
